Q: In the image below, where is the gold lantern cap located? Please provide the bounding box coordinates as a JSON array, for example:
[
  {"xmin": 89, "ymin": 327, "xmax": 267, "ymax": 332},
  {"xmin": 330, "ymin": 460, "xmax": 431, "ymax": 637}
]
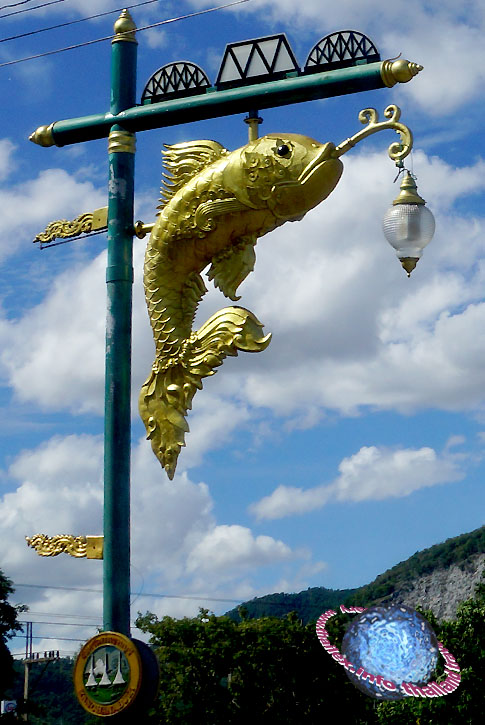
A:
[{"xmin": 393, "ymin": 171, "xmax": 426, "ymax": 205}]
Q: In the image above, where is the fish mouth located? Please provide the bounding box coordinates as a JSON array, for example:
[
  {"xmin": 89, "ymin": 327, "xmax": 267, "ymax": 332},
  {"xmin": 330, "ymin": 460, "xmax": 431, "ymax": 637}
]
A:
[
  {"xmin": 298, "ymin": 142, "xmax": 336, "ymax": 186},
  {"xmin": 269, "ymin": 140, "xmax": 343, "ymax": 219}
]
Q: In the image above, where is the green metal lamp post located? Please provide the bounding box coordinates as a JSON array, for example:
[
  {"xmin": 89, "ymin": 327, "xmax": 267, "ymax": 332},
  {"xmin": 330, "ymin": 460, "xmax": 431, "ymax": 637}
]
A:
[
  {"xmin": 27, "ymin": 10, "xmax": 427, "ymax": 717},
  {"xmin": 103, "ymin": 11, "xmax": 137, "ymax": 637}
]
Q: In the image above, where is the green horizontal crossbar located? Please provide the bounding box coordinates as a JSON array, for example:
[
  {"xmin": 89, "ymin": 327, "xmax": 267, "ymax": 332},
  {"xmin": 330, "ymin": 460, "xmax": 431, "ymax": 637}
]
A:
[{"xmin": 32, "ymin": 62, "xmax": 391, "ymax": 147}]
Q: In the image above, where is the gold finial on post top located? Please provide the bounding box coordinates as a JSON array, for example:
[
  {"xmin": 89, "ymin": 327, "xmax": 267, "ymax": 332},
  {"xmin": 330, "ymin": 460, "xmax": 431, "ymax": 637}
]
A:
[{"xmin": 113, "ymin": 9, "xmax": 137, "ymax": 43}]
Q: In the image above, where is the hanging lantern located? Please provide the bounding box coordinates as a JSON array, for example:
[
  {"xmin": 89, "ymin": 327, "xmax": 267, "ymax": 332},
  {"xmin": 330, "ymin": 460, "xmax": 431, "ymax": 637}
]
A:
[{"xmin": 382, "ymin": 172, "xmax": 435, "ymax": 276}]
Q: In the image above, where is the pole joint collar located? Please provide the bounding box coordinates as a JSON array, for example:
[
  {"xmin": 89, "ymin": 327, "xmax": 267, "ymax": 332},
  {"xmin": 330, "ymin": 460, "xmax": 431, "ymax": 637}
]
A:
[
  {"xmin": 108, "ymin": 129, "xmax": 136, "ymax": 154},
  {"xmin": 106, "ymin": 264, "xmax": 134, "ymax": 283}
]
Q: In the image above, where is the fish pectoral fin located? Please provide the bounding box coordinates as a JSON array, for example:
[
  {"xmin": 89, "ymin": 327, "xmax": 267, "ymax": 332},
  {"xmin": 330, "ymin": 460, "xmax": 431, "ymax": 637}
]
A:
[
  {"xmin": 194, "ymin": 198, "xmax": 249, "ymax": 232},
  {"xmin": 207, "ymin": 236, "xmax": 257, "ymax": 301}
]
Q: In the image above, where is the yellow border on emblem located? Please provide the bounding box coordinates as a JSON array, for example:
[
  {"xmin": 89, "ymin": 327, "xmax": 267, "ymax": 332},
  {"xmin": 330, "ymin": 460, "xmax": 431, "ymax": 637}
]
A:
[{"xmin": 73, "ymin": 632, "xmax": 142, "ymax": 717}]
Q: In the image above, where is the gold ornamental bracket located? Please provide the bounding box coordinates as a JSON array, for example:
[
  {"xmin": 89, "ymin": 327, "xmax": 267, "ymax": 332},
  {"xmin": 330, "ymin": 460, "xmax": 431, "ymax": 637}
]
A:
[
  {"xmin": 332, "ymin": 105, "xmax": 413, "ymax": 165},
  {"xmin": 33, "ymin": 205, "xmax": 156, "ymax": 244},
  {"xmin": 26, "ymin": 534, "xmax": 104, "ymax": 559},
  {"xmin": 33, "ymin": 206, "xmax": 108, "ymax": 247}
]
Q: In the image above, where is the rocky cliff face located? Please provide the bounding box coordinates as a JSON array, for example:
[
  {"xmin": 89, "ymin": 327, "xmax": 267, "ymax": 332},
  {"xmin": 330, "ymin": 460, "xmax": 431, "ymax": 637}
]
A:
[{"xmin": 381, "ymin": 553, "xmax": 485, "ymax": 621}]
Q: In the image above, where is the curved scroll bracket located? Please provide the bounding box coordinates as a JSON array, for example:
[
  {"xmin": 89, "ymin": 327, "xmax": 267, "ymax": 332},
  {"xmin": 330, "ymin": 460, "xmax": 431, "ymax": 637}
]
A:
[
  {"xmin": 26, "ymin": 534, "xmax": 104, "ymax": 559},
  {"xmin": 333, "ymin": 105, "xmax": 413, "ymax": 165}
]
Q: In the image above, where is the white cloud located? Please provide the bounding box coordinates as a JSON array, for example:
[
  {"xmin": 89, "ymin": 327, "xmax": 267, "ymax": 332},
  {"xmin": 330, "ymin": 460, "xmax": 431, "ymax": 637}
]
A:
[
  {"xmin": 0, "ymin": 252, "xmax": 107, "ymax": 413},
  {"xmin": 0, "ymin": 153, "xmax": 105, "ymax": 262},
  {"xmin": 144, "ymin": 28, "xmax": 167, "ymax": 50},
  {"xmin": 0, "ymin": 140, "xmax": 16, "ymax": 182},
  {"xmin": 250, "ymin": 484, "xmax": 334, "ymax": 522},
  {"xmin": 1, "ymin": 148, "xmax": 485, "ymax": 461},
  {"xmin": 0, "ymin": 435, "xmax": 103, "ymax": 573},
  {"xmin": 188, "ymin": 0, "xmax": 485, "ymax": 114},
  {"xmin": 221, "ymin": 151, "xmax": 485, "ymax": 418},
  {"xmin": 176, "ymin": 393, "xmax": 251, "ymax": 472},
  {"xmin": 250, "ymin": 444, "xmax": 465, "ymax": 520},
  {"xmin": 186, "ymin": 524, "xmax": 293, "ymax": 575},
  {"xmin": 1, "ymin": 431, "xmax": 314, "ymax": 649},
  {"xmin": 56, "ymin": 0, "xmax": 118, "ymax": 15}
]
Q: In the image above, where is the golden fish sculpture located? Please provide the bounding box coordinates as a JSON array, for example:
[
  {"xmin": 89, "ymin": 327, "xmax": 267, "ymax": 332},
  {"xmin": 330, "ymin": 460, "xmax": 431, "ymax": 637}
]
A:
[
  {"xmin": 140, "ymin": 108, "xmax": 413, "ymax": 478},
  {"xmin": 140, "ymin": 132, "xmax": 342, "ymax": 478}
]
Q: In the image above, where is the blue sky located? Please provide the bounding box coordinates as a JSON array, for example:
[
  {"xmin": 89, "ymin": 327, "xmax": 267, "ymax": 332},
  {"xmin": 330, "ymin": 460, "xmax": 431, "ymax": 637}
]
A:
[{"xmin": 1, "ymin": 0, "xmax": 485, "ymax": 658}]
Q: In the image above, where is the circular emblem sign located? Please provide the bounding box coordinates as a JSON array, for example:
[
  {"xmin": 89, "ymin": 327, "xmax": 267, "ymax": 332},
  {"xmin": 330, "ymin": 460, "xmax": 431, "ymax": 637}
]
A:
[{"xmin": 73, "ymin": 632, "xmax": 142, "ymax": 717}]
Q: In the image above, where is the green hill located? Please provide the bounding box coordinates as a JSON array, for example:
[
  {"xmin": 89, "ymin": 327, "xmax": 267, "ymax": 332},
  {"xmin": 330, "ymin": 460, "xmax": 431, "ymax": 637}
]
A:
[
  {"xmin": 225, "ymin": 585, "xmax": 357, "ymax": 623},
  {"xmin": 226, "ymin": 525, "xmax": 485, "ymax": 623},
  {"xmin": 347, "ymin": 524, "xmax": 485, "ymax": 608}
]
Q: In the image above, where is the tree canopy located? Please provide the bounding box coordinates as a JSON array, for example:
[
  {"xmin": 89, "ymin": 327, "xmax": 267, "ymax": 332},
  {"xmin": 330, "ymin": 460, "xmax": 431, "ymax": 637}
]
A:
[
  {"xmin": 136, "ymin": 577, "xmax": 485, "ymax": 724},
  {"xmin": 375, "ymin": 583, "xmax": 485, "ymax": 724},
  {"xmin": 135, "ymin": 607, "xmax": 376, "ymax": 723},
  {"xmin": 2, "ymin": 574, "xmax": 483, "ymax": 722},
  {"xmin": 0, "ymin": 568, "xmax": 24, "ymax": 697}
]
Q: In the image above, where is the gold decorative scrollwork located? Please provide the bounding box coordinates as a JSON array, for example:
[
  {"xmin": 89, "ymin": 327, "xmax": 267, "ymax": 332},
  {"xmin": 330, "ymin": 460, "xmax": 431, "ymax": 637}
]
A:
[
  {"xmin": 34, "ymin": 207, "xmax": 108, "ymax": 244},
  {"xmin": 26, "ymin": 534, "xmax": 103, "ymax": 559},
  {"xmin": 333, "ymin": 105, "xmax": 413, "ymax": 165}
]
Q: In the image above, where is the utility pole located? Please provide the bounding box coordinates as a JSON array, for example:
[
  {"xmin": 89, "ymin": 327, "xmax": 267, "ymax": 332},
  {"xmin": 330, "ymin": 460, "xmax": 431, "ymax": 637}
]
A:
[{"xmin": 22, "ymin": 621, "xmax": 59, "ymax": 724}]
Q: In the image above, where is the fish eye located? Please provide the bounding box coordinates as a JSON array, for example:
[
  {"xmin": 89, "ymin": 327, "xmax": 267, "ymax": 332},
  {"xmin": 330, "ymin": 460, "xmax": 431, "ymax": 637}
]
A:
[{"xmin": 275, "ymin": 143, "xmax": 291, "ymax": 158}]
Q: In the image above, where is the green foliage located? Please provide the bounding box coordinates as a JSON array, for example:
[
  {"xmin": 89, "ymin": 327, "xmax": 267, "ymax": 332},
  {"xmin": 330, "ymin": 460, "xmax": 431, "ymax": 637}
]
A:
[
  {"xmin": 375, "ymin": 579, "xmax": 485, "ymax": 725},
  {"xmin": 136, "ymin": 573, "xmax": 485, "ymax": 724},
  {"xmin": 136, "ymin": 608, "xmax": 375, "ymax": 723},
  {"xmin": 2, "ymin": 578, "xmax": 483, "ymax": 723},
  {"xmin": 5, "ymin": 657, "xmax": 90, "ymax": 724},
  {"xmin": 2, "ymin": 527, "xmax": 483, "ymax": 723},
  {"xmin": 0, "ymin": 568, "xmax": 25, "ymax": 698}
]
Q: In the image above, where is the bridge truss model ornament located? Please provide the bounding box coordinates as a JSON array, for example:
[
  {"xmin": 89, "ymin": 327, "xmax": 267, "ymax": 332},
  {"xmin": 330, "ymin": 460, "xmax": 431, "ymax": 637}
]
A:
[
  {"xmin": 139, "ymin": 105, "xmax": 415, "ymax": 479},
  {"xmin": 141, "ymin": 62, "xmax": 211, "ymax": 104}
]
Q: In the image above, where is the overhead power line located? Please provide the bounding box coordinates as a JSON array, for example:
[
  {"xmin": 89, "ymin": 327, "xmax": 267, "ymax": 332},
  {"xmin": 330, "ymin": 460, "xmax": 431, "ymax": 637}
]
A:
[
  {"xmin": 19, "ymin": 619, "xmax": 102, "ymax": 627},
  {"xmin": 28, "ymin": 634, "xmax": 87, "ymax": 641},
  {"xmin": 0, "ymin": 0, "xmax": 160, "ymax": 44},
  {"xmin": 0, "ymin": 0, "xmax": 65, "ymax": 19},
  {"xmin": 0, "ymin": 0, "xmax": 48, "ymax": 10},
  {"xmin": 12, "ymin": 652, "xmax": 76, "ymax": 658},
  {"xmin": 13, "ymin": 581, "xmax": 244, "ymax": 604},
  {"xmin": 20, "ymin": 610, "xmax": 106, "ymax": 620},
  {"xmin": 0, "ymin": 0, "xmax": 250, "ymax": 68}
]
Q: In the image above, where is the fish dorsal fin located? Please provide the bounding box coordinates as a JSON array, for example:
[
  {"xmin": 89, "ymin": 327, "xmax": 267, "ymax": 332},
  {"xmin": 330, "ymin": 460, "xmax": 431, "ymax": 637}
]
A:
[{"xmin": 158, "ymin": 140, "xmax": 228, "ymax": 208}]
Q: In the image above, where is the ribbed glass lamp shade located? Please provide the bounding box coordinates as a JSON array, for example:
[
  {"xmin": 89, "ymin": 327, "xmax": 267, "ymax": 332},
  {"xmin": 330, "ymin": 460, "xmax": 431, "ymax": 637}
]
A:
[{"xmin": 382, "ymin": 203, "xmax": 435, "ymax": 274}]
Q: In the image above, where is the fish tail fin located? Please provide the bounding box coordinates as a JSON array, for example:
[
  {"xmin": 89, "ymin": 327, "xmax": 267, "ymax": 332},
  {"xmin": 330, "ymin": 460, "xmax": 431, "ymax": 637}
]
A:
[
  {"xmin": 138, "ymin": 364, "xmax": 194, "ymax": 480},
  {"xmin": 139, "ymin": 306, "xmax": 271, "ymax": 479}
]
